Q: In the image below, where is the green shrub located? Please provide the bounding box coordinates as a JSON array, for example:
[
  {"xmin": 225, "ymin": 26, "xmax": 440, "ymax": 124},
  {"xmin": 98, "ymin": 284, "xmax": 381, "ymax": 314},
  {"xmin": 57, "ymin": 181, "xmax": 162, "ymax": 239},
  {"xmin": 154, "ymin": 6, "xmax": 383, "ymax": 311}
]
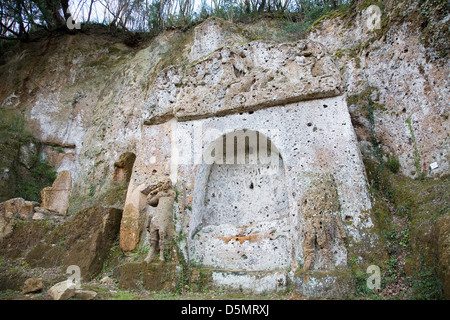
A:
[
  {"xmin": 412, "ymin": 256, "xmax": 444, "ymax": 300},
  {"xmin": 386, "ymin": 153, "xmax": 400, "ymax": 173},
  {"xmin": 0, "ymin": 109, "xmax": 57, "ymax": 202},
  {"xmin": 16, "ymin": 156, "xmax": 57, "ymax": 202}
]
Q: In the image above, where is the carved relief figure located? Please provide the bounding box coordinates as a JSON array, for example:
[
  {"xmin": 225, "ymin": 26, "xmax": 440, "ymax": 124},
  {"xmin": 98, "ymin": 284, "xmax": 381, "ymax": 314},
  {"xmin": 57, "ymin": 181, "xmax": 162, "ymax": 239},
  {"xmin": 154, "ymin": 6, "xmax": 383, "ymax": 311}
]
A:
[
  {"xmin": 301, "ymin": 175, "xmax": 347, "ymax": 271},
  {"xmin": 141, "ymin": 177, "xmax": 175, "ymax": 263}
]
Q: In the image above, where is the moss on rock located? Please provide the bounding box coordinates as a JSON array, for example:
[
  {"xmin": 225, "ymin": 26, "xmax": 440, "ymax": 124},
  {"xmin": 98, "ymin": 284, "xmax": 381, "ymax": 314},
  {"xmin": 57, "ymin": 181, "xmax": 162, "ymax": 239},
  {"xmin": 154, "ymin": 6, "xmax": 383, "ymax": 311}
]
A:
[
  {"xmin": 0, "ymin": 109, "xmax": 56, "ymax": 203},
  {"xmin": 23, "ymin": 207, "xmax": 123, "ymax": 281},
  {"xmin": 359, "ymin": 153, "xmax": 448, "ymax": 299},
  {"xmin": 0, "ymin": 220, "xmax": 54, "ymax": 260}
]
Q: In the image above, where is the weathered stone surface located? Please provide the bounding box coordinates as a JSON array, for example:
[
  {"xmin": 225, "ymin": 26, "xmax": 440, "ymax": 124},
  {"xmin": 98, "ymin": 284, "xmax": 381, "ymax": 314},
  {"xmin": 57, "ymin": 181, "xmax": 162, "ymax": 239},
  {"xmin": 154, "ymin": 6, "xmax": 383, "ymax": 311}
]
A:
[
  {"xmin": 0, "ymin": 220, "xmax": 54, "ymax": 261},
  {"xmin": 32, "ymin": 212, "xmax": 46, "ymax": 221},
  {"xmin": 26, "ymin": 207, "xmax": 122, "ymax": 281},
  {"xmin": 189, "ymin": 268, "xmax": 213, "ymax": 292},
  {"xmin": 47, "ymin": 280, "xmax": 76, "ymax": 300},
  {"xmin": 0, "ymin": 7, "xmax": 447, "ymax": 298},
  {"xmin": 189, "ymin": 136, "xmax": 291, "ymax": 271},
  {"xmin": 118, "ymin": 261, "xmax": 177, "ymax": 292},
  {"xmin": 142, "ymin": 261, "xmax": 177, "ymax": 291},
  {"xmin": 177, "ymin": 97, "xmax": 372, "ymax": 273},
  {"xmin": 189, "ymin": 17, "xmax": 248, "ymax": 62},
  {"xmin": 294, "ymin": 269, "xmax": 355, "ymax": 299},
  {"xmin": 0, "ymin": 198, "xmax": 39, "ymax": 239},
  {"xmin": 74, "ymin": 289, "xmax": 97, "ymax": 300},
  {"xmin": 34, "ymin": 206, "xmax": 54, "ymax": 214},
  {"xmin": 119, "ymin": 121, "xmax": 173, "ymax": 252},
  {"xmin": 119, "ymin": 199, "xmax": 145, "ymax": 252},
  {"xmin": 32, "ymin": 206, "xmax": 56, "ymax": 221},
  {"xmin": 211, "ymin": 270, "xmax": 287, "ymax": 294},
  {"xmin": 62, "ymin": 207, "xmax": 123, "ymax": 280},
  {"xmin": 0, "ymin": 267, "xmax": 29, "ymax": 291},
  {"xmin": 1, "ymin": 198, "xmax": 38, "ymax": 220},
  {"xmin": 41, "ymin": 144, "xmax": 76, "ymax": 174},
  {"xmin": 0, "ymin": 201, "xmax": 16, "ymax": 239},
  {"xmin": 300, "ymin": 174, "xmax": 347, "ymax": 271},
  {"xmin": 20, "ymin": 201, "xmax": 40, "ymax": 220},
  {"xmin": 19, "ymin": 142, "xmax": 38, "ymax": 169},
  {"xmin": 308, "ymin": 4, "xmax": 449, "ymax": 178},
  {"xmin": 145, "ymin": 38, "xmax": 342, "ymax": 124},
  {"xmin": 22, "ymin": 278, "xmax": 43, "ymax": 294},
  {"xmin": 118, "ymin": 262, "xmax": 144, "ymax": 290},
  {"xmin": 112, "ymin": 152, "xmax": 136, "ymax": 185},
  {"xmin": 41, "ymin": 170, "xmax": 72, "ymax": 215},
  {"xmin": 123, "ymin": 92, "xmax": 375, "ymax": 292}
]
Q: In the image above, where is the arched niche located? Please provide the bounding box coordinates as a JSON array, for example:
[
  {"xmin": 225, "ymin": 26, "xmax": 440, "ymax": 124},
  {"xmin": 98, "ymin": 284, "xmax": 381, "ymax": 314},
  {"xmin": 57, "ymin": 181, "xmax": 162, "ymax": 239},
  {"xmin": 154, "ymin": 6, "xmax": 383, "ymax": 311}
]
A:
[{"xmin": 189, "ymin": 129, "xmax": 291, "ymax": 271}]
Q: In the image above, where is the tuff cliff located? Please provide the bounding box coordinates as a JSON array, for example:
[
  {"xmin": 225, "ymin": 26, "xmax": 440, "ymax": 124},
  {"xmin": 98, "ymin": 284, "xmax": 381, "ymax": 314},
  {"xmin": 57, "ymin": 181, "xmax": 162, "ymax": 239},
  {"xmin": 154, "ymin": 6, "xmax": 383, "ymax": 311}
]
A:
[{"xmin": 0, "ymin": 0, "xmax": 448, "ymax": 300}]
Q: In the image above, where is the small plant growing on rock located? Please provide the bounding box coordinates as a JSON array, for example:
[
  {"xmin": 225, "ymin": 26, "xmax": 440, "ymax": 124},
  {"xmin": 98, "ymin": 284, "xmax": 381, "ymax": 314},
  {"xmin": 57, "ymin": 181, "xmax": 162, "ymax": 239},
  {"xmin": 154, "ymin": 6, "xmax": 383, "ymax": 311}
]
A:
[{"xmin": 386, "ymin": 153, "xmax": 400, "ymax": 173}]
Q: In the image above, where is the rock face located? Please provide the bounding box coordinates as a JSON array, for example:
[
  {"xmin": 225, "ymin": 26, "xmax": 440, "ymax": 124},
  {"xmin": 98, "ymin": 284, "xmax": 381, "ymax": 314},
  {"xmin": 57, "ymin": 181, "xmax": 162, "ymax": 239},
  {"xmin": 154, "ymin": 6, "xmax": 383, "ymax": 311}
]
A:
[
  {"xmin": 0, "ymin": 2, "xmax": 448, "ymax": 298},
  {"xmin": 308, "ymin": 3, "xmax": 449, "ymax": 179},
  {"xmin": 120, "ymin": 18, "xmax": 374, "ymax": 296},
  {"xmin": 189, "ymin": 18, "xmax": 248, "ymax": 62},
  {"xmin": 41, "ymin": 170, "xmax": 72, "ymax": 215}
]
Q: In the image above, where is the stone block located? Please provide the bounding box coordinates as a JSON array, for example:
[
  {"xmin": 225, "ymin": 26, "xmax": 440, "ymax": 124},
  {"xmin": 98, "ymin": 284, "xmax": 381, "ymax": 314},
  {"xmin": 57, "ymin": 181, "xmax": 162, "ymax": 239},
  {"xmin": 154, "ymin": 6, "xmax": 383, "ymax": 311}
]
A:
[
  {"xmin": 118, "ymin": 262, "xmax": 144, "ymax": 290},
  {"xmin": 25, "ymin": 207, "xmax": 122, "ymax": 281},
  {"xmin": 74, "ymin": 289, "xmax": 97, "ymax": 300},
  {"xmin": 294, "ymin": 269, "xmax": 355, "ymax": 299},
  {"xmin": 142, "ymin": 261, "xmax": 177, "ymax": 291},
  {"xmin": 118, "ymin": 261, "xmax": 178, "ymax": 292},
  {"xmin": 211, "ymin": 270, "xmax": 288, "ymax": 294},
  {"xmin": 22, "ymin": 278, "xmax": 43, "ymax": 294},
  {"xmin": 47, "ymin": 280, "xmax": 76, "ymax": 300},
  {"xmin": 41, "ymin": 170, "xmax": 72, "ymax": 216},
  {"xmin": 0, "ymin": 198, "xmax": 39, "ymax": 239}
]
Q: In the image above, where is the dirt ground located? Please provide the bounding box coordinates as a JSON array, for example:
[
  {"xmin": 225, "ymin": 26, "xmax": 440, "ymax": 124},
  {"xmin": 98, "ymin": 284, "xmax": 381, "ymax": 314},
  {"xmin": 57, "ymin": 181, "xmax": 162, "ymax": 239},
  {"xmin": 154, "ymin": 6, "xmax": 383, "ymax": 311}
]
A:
[{"xmin": 0, "ymin": 279, "xmax": 302, "ymax": 300}]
